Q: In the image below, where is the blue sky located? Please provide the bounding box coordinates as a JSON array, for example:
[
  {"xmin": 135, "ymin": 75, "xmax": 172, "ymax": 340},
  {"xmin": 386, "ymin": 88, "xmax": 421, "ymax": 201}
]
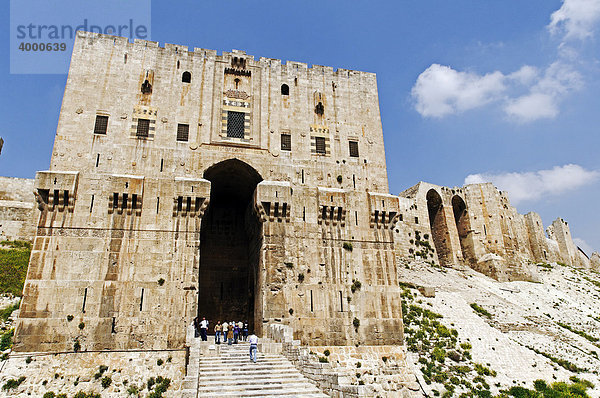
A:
[{"xmin": 1, "ymin": 0, "xmax": 599, "ymax": 253}]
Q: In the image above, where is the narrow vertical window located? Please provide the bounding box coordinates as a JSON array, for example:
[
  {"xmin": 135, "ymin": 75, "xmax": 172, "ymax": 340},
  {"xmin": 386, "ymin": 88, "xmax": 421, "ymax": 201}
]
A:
[
  {"xmin": 96, "ymin": 154, "xmax": 100, "ymax": 167},
  {"xmin": 94, "ymin": 115, "xmax": 108, "ymax": 135},
  {"xmin": 339, "ymin": 291, "xmax": 343, "ymax": 312},
  {"xmin": 415, "ymin": 216, "xmax": 419, "ymax": 224},
  {"xmin": 82, "ymin": 288, "xmax": 88, "ymax": 313},
  {"xmin": 160, "ymin": 159, "xmax": 164, "ymax": 172},
  {"xmin": 111, "ymin": 317, "xmax": 116, "ymax": 333},
  {"xmin": 355, "ymin": 211, "xmax": 358, "ymax": 226},
  {"xmin": 136, "ymin": 118, "xmax": 150, "ymax": 138},
  {"xmin": 182, "ymin": 71, "xmax": 191, "ymax": 83},
  {"xmin": 303, "ymin": 206, "xmax": 306, "ymax": 222},
  {"xmin": 177, "ymin": 124, "xmax": 189, "ymax": 142},
  {"xmin": 353, "ymin": 174, "xmax": 356, "ymax": 189},
  {"xmin": 281, "ymin": 133, "xmax": 291, "ymax": 151},
  {"xmin": 140, "ymin": 288, "xmax": 144, "ymax": 311},
  {"xmin": 156, "ymin": 197, "xmax": 160, "ymax": 214},
  {"xmin": 113, "ymin": 193, "xmax": 119, "ymax": 209},
  {"xmin": 90, "ymin": 194, "xmax": 94, "ymax": 213},
  {"xmin": 349, "ymin": 140, "xmax": 359, "ymax": 157},
  {"xmin": 301, "ymin": 169, "xmax": 304, "ymax": 184},
  {"xmin": 310, "ymin": 290, "xmax": 313, "ymax": 312}
]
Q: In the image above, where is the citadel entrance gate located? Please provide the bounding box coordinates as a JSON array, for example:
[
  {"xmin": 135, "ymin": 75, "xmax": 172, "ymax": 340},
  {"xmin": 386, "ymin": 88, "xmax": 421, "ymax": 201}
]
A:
[{"xmin": 198, "ymin": 159, "xmax": 263, "ymax": 333}]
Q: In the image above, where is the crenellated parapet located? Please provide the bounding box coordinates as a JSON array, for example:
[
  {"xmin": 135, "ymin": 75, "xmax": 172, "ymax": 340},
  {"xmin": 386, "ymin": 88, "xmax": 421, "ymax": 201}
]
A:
[
  {"xmin": 172, "ymin": 177, "xmax": 210, "ymax": 218},
  {"xmin": 317, "ymin": 187, "xmax": 346, "ymax": 227}
]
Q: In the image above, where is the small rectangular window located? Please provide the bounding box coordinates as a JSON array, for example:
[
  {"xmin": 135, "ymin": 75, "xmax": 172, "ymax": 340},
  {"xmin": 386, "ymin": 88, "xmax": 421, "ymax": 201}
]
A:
[
  {"xmin": 177, "ymin": 123, "xmax": 189, "ymax": 142},
  {"xmin": 136, "ymin": 118, "xmax": 150, "ymax": 138},
  {"xmin": 281, "ymin": 133, "xmax": 291, "ymax": 151},
  {"xmin": 226, "ymin": 111, "xmax": 245, "ymax": 138},
  {"xmin": 349, "ymin": 140, "xmax": 359, "ymax": 157},
  {"xmin": 315, "ymin": 137, "xmax": 326, "ymax": 154},
  {"xmin": 94, "ymin": 115, "xmax": 108, "ymax": 135}
]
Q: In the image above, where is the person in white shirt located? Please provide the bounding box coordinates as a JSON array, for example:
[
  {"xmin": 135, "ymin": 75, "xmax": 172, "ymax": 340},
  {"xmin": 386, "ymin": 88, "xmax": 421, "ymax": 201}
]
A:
[
  {"xmin": 199, "ymin": 317, "xmax": 209, "ymax": 341},
  {"xmin": 248, "ymin": 333, "xmax": 258, "ymax": 362}
]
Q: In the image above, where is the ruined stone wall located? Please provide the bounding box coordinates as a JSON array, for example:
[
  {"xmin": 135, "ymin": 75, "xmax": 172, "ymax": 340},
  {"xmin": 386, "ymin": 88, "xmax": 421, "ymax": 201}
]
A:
[
  {"xmin": 0, "ymin": 177, "xmax": 35, "ymax": 241},
  {"xmin": 397, "ymin": 180, "xmax": 591, "ymax": 282},
  {"xmin": 15, "ymin": 31, "xmax": 400, "ymax": 352}
]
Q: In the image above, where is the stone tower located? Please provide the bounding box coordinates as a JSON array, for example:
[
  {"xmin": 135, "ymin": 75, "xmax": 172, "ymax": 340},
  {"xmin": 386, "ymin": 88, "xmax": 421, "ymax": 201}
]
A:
[{"xmin": 14, "ymin": 31, "xmax": 403, "ymax": 351}]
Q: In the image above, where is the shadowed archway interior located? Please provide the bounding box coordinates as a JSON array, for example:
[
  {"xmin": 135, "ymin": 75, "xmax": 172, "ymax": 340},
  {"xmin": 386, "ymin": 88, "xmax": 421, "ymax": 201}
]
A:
[{"xmin": 198, "ymin": 159, "xmax": 263, "ymax": 332}]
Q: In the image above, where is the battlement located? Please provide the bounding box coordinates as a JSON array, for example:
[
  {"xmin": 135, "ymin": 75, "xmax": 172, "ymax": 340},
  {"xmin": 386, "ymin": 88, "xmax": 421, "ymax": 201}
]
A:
[{"xmin": 75, "ymin": 31, "xmax": 376, "ymax": 77}]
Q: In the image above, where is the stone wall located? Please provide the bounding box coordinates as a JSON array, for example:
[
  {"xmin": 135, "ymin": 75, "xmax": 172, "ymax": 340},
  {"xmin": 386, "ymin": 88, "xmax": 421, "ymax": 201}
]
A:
[
  {"xmin": 0, "ymin": 177, "xmax": 35, "ymax": 241},
  {"xmin": 0, "ymin": 350, "xmax": 185, "ymax": 397}
]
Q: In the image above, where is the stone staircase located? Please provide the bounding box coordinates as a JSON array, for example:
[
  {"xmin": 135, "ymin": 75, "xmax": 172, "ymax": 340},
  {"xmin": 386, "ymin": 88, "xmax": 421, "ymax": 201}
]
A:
[{"xmin": 182, "ymin": 331, "xmax": 328, "ymax": 397}]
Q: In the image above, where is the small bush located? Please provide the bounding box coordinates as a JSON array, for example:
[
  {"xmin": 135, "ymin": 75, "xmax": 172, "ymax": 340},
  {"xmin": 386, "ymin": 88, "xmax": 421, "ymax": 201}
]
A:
[
  {"xmin": 78, "ymin": 321, "xmax": 85, "ymax": 330},
  {"xmin": 66, "ymin": 315, "xmax": 74, "ymax": 322},
  {"xmin": 289, "ymin": 308, "xmax": 294, "ymax": 315},
  {"xmin": 157, "ymin": 358, "xmax": 164, "ymax": 366},
  {"xmin": 0, "ymin": 329, "xmax": 14, "ymax": 351},
  {"xmin": 73, "ymin": 340, "xmax": 81, "ymax": 352},
  {"xmin": 298, "ymin": 273, "xmax": 304, "ymax": 282},
  {"xmin": 343, "ymin": 242, "xmax": 353, "ymax": 251},
  {"xmin": 157, "ymin": 278, "xmax": 165, "ymax": 286},
  {"xmin": 353, "ymin": 317, "xmax": 360, "ymax": 328},
  {"xmin": 43, "ymin": 392, "xmax": 56, "ymax": 398},
  {"xmin": 2, "ymin": 376, "xmax": 25, "ymax": 391},
  {"xmin": 351, "ymin": 279, "xmax": 362, "ymax": 293},
  {"xmin": 101, "ymin": 376, "xmax": 112, "ymax": 388},
  {"xmin": 318, "ymin": 356, "xmax": 329, "ymax": 363},
  {"xmin": 127, "ymin": 384, "xmax": 139, "ymax": 395},
  {"xmin": 323, "ymin": 349, "xmax": 330, "ymax": 357},
  {"xmin": 470, "ymin": 303, "xmax": 492, "ymax": 318},
  {"xmin": 25, "ymin": 356, "xmax": 32, "ymax": 364}
]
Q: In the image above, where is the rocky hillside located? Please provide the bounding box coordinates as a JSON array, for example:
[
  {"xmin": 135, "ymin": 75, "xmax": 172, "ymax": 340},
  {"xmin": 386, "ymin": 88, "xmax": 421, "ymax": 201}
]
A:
[{"xmin": 399, "ymin": 260, "xmax": 600, "ymax": 397}]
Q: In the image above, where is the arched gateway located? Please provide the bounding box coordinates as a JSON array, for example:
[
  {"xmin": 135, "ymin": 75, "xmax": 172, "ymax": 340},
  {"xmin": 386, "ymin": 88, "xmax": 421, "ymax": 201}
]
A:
[{"xmin": 198, "ymin": 159, "xmax": 263, "ymax": 332}]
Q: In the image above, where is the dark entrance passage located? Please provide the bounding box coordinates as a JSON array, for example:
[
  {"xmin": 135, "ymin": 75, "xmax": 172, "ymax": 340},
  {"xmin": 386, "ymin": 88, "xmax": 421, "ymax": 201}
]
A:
[
  {"xmin": 426, "ymin": 189, "xmax": 452, "ymax": 266},
  {"xmin": 452, "ymin": 195, "xmax": 475, "ymax": 264},
  {"xmin": 198, "ymin": 159, "xmax": 262, "ymax": 332}
]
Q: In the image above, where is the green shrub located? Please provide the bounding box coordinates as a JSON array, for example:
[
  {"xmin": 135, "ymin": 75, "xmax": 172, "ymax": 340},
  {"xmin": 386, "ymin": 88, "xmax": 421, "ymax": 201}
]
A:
[
  {"xmin": 0, "ymin": 242, "xmax": 31, "ymax": 296},
  {"xmin": 78, "ymin": 321, "xmax": 85, "ymax": 330},
  {"xmin": 101, "ymin": 376, "xmax": 112, "ymax": 388},
  {"xmin": 127, "ymin": 384, "xmax": 139, "ymax": 395},
  {"xmin": 323, "ymin": 349, "xmax": 330, "ymax": 357},
  {"xmin": 470, "ymin": 303, "xmax": 492, "ymax": 318},
  {"xmin": 297, "ymin": 273, "xmax": 304, "ymax": 282},
  {"xmin": 43, "ymin": 392, "xmax": 55, "ymax": 398},
  {"xmin": 157, "ymin": 358, "xmax": 164, "ymax": 366},
  {"xmin": 318, "ymin": 356, "xmax": 328, "ymax": 363},
  {"xmin": 66, "ymin": 315, "xmax": 74, "ymax": 322},
  {"xmin": 343, "ymin": 242, "xmax": 353, "ymax": 251},
  {"xmin": 0, "ymin": 301, "xmax": 20, "ymax": 322},
  {"xmin": 353, "ymin": 317, "xmax": 360, "ymax": 328},
  {"xmin": 351, "ymin": 279, "xmax": 361, "ymax": 293},
  {"xmin": 25, "ymin": 356, "xmax": 32, "ymax": 364},
  {"xmin": 337, "ymin": 175, "xmax": 343, "ymax": 183},
  {"xmin": 73, "ymin": 339, "xmax": 81, "ymax": 352},
  {"xmin": 0, "ymin": 329, "xmax": 14, "ymax": 351},
  {"xmin": 2, "ymin": 376, "xmax": 25, "ymax": 391}
]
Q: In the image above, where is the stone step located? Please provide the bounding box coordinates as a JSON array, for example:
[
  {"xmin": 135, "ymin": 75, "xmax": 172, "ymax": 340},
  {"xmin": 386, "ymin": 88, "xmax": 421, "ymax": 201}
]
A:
[
  {"xmin": 197, "ymin": 382, "xmax": 323, "ymax": 394},
  {"xmin": 198, "ymin": 368, "xmax": 300, "ymax": 378},
  {"xmin": 198, "ymin": 391, "xmax": 327, "ymax": 398}
]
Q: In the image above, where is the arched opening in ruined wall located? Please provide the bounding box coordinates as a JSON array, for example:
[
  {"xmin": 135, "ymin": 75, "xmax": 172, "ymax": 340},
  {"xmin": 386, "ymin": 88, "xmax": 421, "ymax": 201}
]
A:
[
  {"xmin": 426, "ymin": 189, "xmax": 452, "ymax": 266},
  {"xmin": 452, "ymin": 195, "xmax": 475, "ymax": 264},
  {"xmin": 199, "ymin": 159, "xmax": 263, "ymax": 333}
]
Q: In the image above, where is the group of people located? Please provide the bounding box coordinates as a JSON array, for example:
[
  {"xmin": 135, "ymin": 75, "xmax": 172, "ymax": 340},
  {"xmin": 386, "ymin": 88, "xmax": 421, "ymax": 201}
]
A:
[
  {"xmin": 213, "ymin": 320, "xmax": 249, "ymax": 345},
  {"xmin": 192, "ymin": 317, "xmax": 258, "ymax": 362}
]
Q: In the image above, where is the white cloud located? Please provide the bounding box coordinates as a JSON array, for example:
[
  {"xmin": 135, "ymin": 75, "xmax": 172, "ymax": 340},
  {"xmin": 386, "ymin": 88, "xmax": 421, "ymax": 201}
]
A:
[
  {"xmin": 573, "ymin": 237, "xmax": 594, "ymax": 254},
  {"xmin": 411, "ymin": 64, "xmax": 506, "ymax": 117},
  {"xmin": 548, "ymin": 0, "xmax": 600, "ymax": 40},
  {"xmin": 504, "ymin": 62, "xmax": 582, "ymax": 122},
  {"xmin": 464, "ymin": 164, "xmax": 599, "ymax": 204}
]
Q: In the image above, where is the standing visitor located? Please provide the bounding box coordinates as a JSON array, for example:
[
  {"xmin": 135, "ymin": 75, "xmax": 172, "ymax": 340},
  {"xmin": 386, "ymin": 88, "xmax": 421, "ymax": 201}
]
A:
[
  {"xmin": 233, "ymin": 322, "xmax": 239, "ymax": 344},
  {"xmin": 200, "ymin": 317, "xmax": 209, "ymax": 341},
  {"xmin": 243, "ymin": 321, "xmax": 248, "ymax": 341},
  {"xmin": 227, "ymin": 326, "xmax": 234, "ymax": 345},
  {"xmin": 248, "ymin": 333, "xmax": 258, "ymax": 362},
  {"xmin": 214, "ymin": 321, "xmax": 222, "ymax": 344}
]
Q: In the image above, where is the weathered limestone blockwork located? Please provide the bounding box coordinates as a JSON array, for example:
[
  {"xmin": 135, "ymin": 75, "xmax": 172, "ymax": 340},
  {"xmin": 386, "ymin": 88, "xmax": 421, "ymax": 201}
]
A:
[
  {"xmin": 15, "ymin": 31, "xmax": 402, "ymax": 352},
  {"xmin": 0, "ymin": 176, "xmax": 35, "ymax": 241}
]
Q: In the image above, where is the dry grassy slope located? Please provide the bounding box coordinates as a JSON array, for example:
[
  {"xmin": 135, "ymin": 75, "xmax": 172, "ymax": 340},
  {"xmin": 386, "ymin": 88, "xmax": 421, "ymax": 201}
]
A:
[{"xmin": 399, "ymin": 261, "xmax": 600, "ymax": 397}]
